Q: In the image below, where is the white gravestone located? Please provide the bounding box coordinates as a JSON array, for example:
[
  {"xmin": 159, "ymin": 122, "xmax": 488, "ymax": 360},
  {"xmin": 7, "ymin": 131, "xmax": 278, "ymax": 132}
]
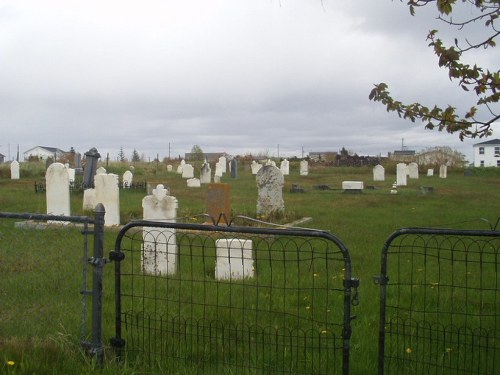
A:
[
  {"xmin": 123, "ymin": 170, "xmax": 133, "ymax": 188},
  {"xmin": 256, "ymin": 165, "xmax": 284, "ymax": 216},
  {"xmin": 251, "ymin": 161, "xmax": 262, "ymax": 175},
  {"xmin": 200, "ymin": 163, "xmax": 211, "ymax": 184},
  {"xmin": 280, "ymin": 159, "xmax": 290, "ymax": 176},
  {"xmin": 10, "ymin": 160, "xmax": 19, "ymax": 180},
  {"xmin": 427, "ymin": 169, "xmax": 434, "ymax": 177},
  {"xmin": 67, "ymin": 168, "xmax": 75, "ymax": 185},
  {"xmin": 177, "ymin": 160, "xmax": 185, "ymax": 174},
  {"xmin": 182, "ymin": 164, "xmax": 194, "ymax": 179},
  {"xmin": 95, "ymin": 173, "xmax": 120, "ymax": 226},
  {"xmin": 408, "ymin": 162, "xmax": 419, "ymax": 179},
  {"xmin": 96, "ymin": 166, "xmax": 106, "ymax": 175},
  {"xmin": 342, "ymin": 181, "xmax": 364, "ymax": 191},
  {"xmin": 46, "ymin": 162, "xmax": 70, "ymax": 217},
  {"xmin": 396, "ymin": 163, "xmax": 407, "ymax": 186},
  {"xmin": 218, "ymin": 156, "xmax": 227, "ymax": 174},
  {"xmin": 142, "ymin": 184, "xmax": 178, "ymax": 275},
  {"xmin": 373, "ymin": 164, "xmax": 385, "ymax": 181},
  {"xmin": 215, "ymin": 239, "xmax": 254, "ymax": 280},
  {"xmin": 167, "ymin": 164, "xmax": 173, "ymax": 172},
  {"xmin": 215, "ymin": 162, "xmax": 223, "ymax": 178},
  {"xmin": 299, "ymin": 160, "xmax": 308, "ymax": 176},
  {"xmin": 439, "ymin": 165, "xmax": 447, "ymax": 178},
  {"xmin": 83, "ymin": 189, "xmax": 96, "ymax": 211},
  {"xmin": 187, "ymin": 178, "xmax": 201, "ymax": 187}
]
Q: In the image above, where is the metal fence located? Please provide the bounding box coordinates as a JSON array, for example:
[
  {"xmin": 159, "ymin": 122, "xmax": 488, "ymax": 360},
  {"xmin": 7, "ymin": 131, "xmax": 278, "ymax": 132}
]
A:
[
  {"xmin": 376, "ymin": 228, "xmax": 500, "ymax": 375},
  {"xmin": 0, "ymin": 207, "xmax": 106, "ymax": 362},
  {"xmin": 110, "ymin": 219, "xmax": 358, "ymax": 374}
]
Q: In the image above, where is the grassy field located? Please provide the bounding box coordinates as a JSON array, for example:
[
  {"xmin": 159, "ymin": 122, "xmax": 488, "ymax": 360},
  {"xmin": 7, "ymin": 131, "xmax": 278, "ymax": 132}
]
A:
[{"xmin": 0, "ymin": 160, "xmax": 499, "ymax": 374}]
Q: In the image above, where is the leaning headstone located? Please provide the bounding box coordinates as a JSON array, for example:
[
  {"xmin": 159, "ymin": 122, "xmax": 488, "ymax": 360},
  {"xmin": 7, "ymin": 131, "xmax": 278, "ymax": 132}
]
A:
[
  {"xmin": 439, "ymin": 165, "xmax": 447, "ymax": 179},
  {"xmin": 200, "ymin": 162, "xmax": 211, "ymax": 184},
  {"xmin": 408, "ymin": 162, "xmax": 419, "ymax": 179},
  {"xmin": 187, "ymin": 178, "xmax": 201, "ymax": 187},
  {"xmin": 299, "ymin": 160, "xmax": 308, "ymax": 176},
  {"xmin": 94, "ymin": 173, "xmax": 120, "ymax": 226},
  {"xmin": 373, "ymin": 164, "xmax": 385, "ymax": 181},
  {"xmin": 396, "ymin": 163, "xmax": 407, "ymax": 186},
  {"xmin": 427, "ymin": 169, "xmax": 434, "ymax": 177},
  {"xmin": 230, "ymin": 159, "xmax": 238, "ymax": 179},
  {"xmin": 182, "ymin": 164, "xmax": 194, "ymax": 178},
  {"xmin": 256, "ymin": 165, "xmax": 284, "ymax": 216},
  {"xmin": 280, "ymin": 159, "xmax": 289, "ymax": 176},
  {"xmin": 207, "ymin": 183, "xmax": 231, "ymax": 224},
  {"xmin": 10, "ymin": 160, "xmax": 19, "ymax": 180},
  {"xmin": 251, "ymin": 161, "xmax": 262, "ymax": 175},
  {"xmin": 142, "ymin": 184, "xmax": 178, "ymax": 275},
  {"xmin": 83, "ymin": 148, "xmax": 100, "ymax": 188},
  {"xmin": 46, "ymin": 162, "xmax": 70, "ymax": 216},
  {"xmin": 123, "ymin": 170, "xmax": 133, "ymax": 188},
  {"xmin": 215, "ymin": 239, "xmax": 254, "ymax": 280}
]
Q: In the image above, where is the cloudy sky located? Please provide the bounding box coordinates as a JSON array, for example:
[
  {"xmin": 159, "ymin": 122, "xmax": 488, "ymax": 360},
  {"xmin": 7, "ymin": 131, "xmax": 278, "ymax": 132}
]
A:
[{"xmin": 1, "ymin": 0, "xmax": 498, "ymax": 162}]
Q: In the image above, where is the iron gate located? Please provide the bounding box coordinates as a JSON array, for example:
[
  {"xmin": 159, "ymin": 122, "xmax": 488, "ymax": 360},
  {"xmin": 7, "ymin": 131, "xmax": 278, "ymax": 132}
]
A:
[
  {"xmin": 376, "ymin": 228, "xmax": 500, "ymax": 375},
  {"xmin": 110, "ymin": 219, "xmax": 358, "ymax": 374}
]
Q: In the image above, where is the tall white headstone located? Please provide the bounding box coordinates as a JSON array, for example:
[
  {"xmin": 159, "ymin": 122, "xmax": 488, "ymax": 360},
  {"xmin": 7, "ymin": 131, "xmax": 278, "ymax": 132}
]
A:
[
  {"xmin": 218, "ymin": 156, "xmax": 227, "ymax": 174},
  {"xmin": 123, "ymin": 170, "xmax": 133, "ymax": 188},
  {"xmin": 373, "ymin": 164, "xmax": 385, "ymax": 181},
  {"xmin": 10, "ymin": 160, "xmax": 19, "ymax": 180},
  {"xmin": 256, "ymin": 165, "xmax": 284, "ymax": 216},
  {"xmin": 200, "ymin": 162, "xmax": 211, "ymax": 184},
  {"xmin": 280, "ymin": 159, "xmax": 290, "ymax": 176},
  {"xmin": 299, "ymin": 160, "xmax": 308, "ymax": 176},
  {"xmin": 215, "ymin": 239, "xmax": 254, "ymax": 280},
  {"xmin": 408, "ymin": 162, "xmax": 419, "ymax": 179},
  {"xmin": 439, "ymin": 165, "xmax": 447, "ymax": 178},
  {"xmin": 142, "ymin": 184, "xmax": 178, "ymax": 275},
  {"xmin": 396, "ymin": 163, "xmax": 408, "ymax": 186},
  {"xmin": 427, "ymin": 169, "xmax": 434, "ymax": 177},
  {"xmin": 251, "ymin": 161, "xmax": 262, "ymax": 175},
  {"xmin": 182, "ymin": 164, "xmax": 194, "ymax": 178},
  {"xmin": 46, "ymin": 162, "xmax": 70, "ymax": 216},
  {"xmin": 95, "ymin": 173, "xmax": 120, "ymax": 226}
]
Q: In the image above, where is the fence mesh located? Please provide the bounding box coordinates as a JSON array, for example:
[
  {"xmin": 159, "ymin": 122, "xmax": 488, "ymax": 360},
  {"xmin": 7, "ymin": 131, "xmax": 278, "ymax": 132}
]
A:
[
  {"xmin": 379, "ymin": 229, "xmax": 500, "ymax": 375},
  {"xmin": 113, "ymin": 222, "xmax": 354, "ymax": 374}
]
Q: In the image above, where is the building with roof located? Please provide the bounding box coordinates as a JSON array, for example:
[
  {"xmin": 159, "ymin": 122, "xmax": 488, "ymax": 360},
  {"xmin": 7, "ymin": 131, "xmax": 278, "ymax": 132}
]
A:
[
  {"xmin": 23, "ymin": 146, "xmax": 68, "ymax": 161},
  {"xmin": 473, "ymin": 139, "xmax": 500, "ymax": 167}
]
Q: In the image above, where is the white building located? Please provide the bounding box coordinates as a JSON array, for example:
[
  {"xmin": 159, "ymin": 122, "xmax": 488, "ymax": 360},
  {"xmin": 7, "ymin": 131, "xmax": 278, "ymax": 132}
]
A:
[
  {"xmin": 23, "ymin": 146, "xmax": 67, "ymax": 161},
  {"xmin": 473, "ymin": 139, "xmax": 500, "ymax": 167}
]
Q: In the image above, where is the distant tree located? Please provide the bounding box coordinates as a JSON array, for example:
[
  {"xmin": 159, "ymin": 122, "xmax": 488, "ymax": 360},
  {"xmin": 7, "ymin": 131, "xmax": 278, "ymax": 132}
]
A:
[
  {"xmin": 118, "ymin": 146, "xmax": 126, "ymax": 162},
  {"xmin": 131, "ymin": 149, "xmax": 141, "ymax": 162},
  {"xmin": 369, "ymin": 0, "xmax": 499, "ymax": 140},
  {"xmin": 189, "ymin": 145, "xmax": 204, "ymax": 162}
]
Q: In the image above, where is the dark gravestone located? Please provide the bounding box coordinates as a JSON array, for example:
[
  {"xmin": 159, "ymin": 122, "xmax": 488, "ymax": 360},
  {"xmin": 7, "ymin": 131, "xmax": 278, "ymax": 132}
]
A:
[{"xmin": 83, "ymin": 148, "xmax": 101, "ymax": 189}]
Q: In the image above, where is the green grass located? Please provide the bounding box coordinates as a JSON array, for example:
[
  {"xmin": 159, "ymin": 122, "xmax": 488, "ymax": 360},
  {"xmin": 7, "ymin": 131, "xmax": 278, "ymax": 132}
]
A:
[{"xmin": 0, "ymin": 161, "xmax": 499, "ymax": 374}]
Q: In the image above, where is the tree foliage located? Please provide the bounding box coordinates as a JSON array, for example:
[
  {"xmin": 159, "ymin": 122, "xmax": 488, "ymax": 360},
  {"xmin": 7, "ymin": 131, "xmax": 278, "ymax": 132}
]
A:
[
  {"xmin": 131, "ymin": 149, "xmax": 141, "ymax": 162},
  {"xmin": 189, "ymin": 145, "xmax": 205, "ymax": 161},
  {"xmin": 369, "ymin": 0, "xmax": 499, "ymax": 140}
]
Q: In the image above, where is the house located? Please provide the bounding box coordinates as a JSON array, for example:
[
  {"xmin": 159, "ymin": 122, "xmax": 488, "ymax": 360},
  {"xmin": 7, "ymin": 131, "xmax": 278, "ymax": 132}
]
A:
[
  {"xmin": 23, "ymin": 146, "xmax": 67, "ymax": 161},
  {"xmin": 473, "ymin": 139, "xmax": 500, "ymax": 167},
  {"xmin": 0, "ymin": 153, "xmax": 5, "ymax": 163}
]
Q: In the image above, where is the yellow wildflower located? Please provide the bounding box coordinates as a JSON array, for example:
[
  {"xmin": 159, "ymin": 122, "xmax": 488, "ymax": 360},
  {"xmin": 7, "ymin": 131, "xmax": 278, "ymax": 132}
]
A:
[{"xmin": 406, "ymin": 347, "xmax": 413, "ymax": 354}]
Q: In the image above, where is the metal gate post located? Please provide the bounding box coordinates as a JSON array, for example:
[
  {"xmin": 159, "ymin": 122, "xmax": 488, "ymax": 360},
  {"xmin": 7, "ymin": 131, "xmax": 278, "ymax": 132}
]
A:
[{"xmin": 90, "ymin": 203, "xmax": 106, "ymax": 364}]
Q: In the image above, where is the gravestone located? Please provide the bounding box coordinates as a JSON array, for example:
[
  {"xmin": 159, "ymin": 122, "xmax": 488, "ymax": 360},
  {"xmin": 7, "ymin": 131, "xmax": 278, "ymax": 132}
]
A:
[
  {"xmin": 373, "ymin": 164, "xmax": 385, "ymax": 181},
  {"xmin": 96, "ymin": 166, "xmax": 107, "ymax": 175},
  {"xmin": 215, "ymin": 239, "xmax": 254, "ymax": 280},
  {"xmin": 200, "ymin": 162, "xmax": 211, "ymax": 184},
  {"xmin": 230, "ymin": 159, "xmax": 238, "ymax": 179},
  {"xmin": 10, "ymin": 160, "xmax": 19, "ymax": 180},
  {"xmin": 207, "ymin": 183, "xmax": 231, "ymax": 224},
  {"xmin": 181, "ymin": 164, "xmax": 194, "ymax": 179},
  {"xmin": 123, "ymin": 170, "xmax": 133, "ymax": 188},
  {"xmin": 83, "ymin": 189, "xmax": 96, "ymax": 210},
  {"xmin": 218, "ymin": 156, "xmax": 227, "ymax": 174},
  {"xmin": 439, "ymin": 165, "xmax": 447, "ymax": 178},
  {"xmin": 215, "ymin": 162, "xmax": 223, "ymax": 178},
  {"xmin": 74, "ymin": 152, "xmax": 82, "ymax": 169},
  {"xmin": 408, "ymin": 162, "xmax": 419, "ymax": 179},
  {"xmin": 396, "ymin": 163, "xmax": 407, "ymax": 186},
  {"xmin": 142, "ymin": 184, "xmax": 178, "ymax": 275},
  {"xmin": 67, "ymin": 168, "xmax": 75, "ymax": 185},
  {"xmin": 299, "ymin": 160, "xmax": 308, "ymax": 176},
  {"xmin": 251, "ymin": 161, "xmax": 262, "ymax": 175},
  {"xmin": 94, "ymin": 173, "xmax": 120, "ymax": 226},
  {"xmin": 177, "ymin": 159, "xmax": 185, "ymax": 174},
  {"xmin": 280, "ymin": 159, "xmax": 289, "ymax": 176},
  {"xmin": 342, "ymin": 181, "xmax": 364, "ymax": 193},
  {"xmin": 187, "ymin": 178, "xmax": 201, "ymax": 187},
  {"xmin": 46, "ymin": 162, "xmax": 70, "ymax": 216},
  {"xmin": 83, "ymin": 148, "xmax": 100, "ymax": 188},
  {"xmin": 166, "ymin": 164, "xmax": 173, "ymax": 172},
  {"xmin": 256, "ymin": 165, "xmax": 284, "ymax": 216},
  {"xmin": 427, "ymin": 169, "xmax": 434, "ymax": 177}
]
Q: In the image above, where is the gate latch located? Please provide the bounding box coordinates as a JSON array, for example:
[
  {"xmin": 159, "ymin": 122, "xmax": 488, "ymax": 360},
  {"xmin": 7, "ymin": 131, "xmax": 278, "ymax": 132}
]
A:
[
  {"xmin": 87, "ymin": 257, "xmax": 111, "ymax": 267},
  {"xmin": 344, "ymin": 278, "xmax": 360, "ymax": 306}
]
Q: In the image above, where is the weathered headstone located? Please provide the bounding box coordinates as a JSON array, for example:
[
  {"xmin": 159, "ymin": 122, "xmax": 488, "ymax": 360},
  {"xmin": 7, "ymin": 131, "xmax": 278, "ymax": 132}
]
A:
[
  {"xmin": 408, "ymin": 162, "xmax": 419, "ymax": 179},
  {"xmin": 142, "ymin": 184, "xmax": 178, "ymax": 275},
  {"xmin": 215, "ymin": 239, "xmax": 254, "ymax": 280},
  {"xmin": 10, "ymin": 160, "xmax": 19, "ymax": 180},
  {"xmin": 207, "ymin": 183, "xmax": 231, "ymax": 224},
  {"xmin": 427, "ymin": 169, "xmax": 434, "ymax": 177},
  {"xmin": 299, "ymin": 160, "xmax": 308, "ymax": 176},
  {"xmin": 181, "ymin": 164, "xmax": 194, "ymax": 178},
  {"xmin": 215, "ymin": 162, "xmax": 223, "ymax": 178},
  {"xmin": 187, "ymin": 178, "xmax": 201, "ymax": 187},
  {"xmin": 251, "ymin": 161, "xmax": 262, "ymax": 175},
  {"xmin": 280, "ymin": 159, "xmax": 289, "ymax": 176},
  {"xmin": 123, "ymin": 170, "xmax": 133, "ymax": 188},
  {"xmin": 94, "ymin": 173, "xmax": 120, "ymax": 226},
  {"xmin": 373, "ymin": 164, "xmax": 385, "ymax": 181},
  {"xmin": 218, "ymin": 156, "xmax": 227, "ymax": 174},
  {"xmin": 439, "ymin": 165, "xmax": 447, "ymax": 178},
  {"xmin": 177, "ymin": 160, "xmax": 185, "ymax": 174},
  {"xmin": 396, "ymin": 163, "xmax": 407, "ymax": 186},
  {"xmin": 200, "ymin": 162, "xmax": 211, "ymax": 184},
  {"xmin": 230, "ymin": 159, "xmax": 238, "ymax": 179},
  {"xmin": 46, "ymin": 162, "xmax": 70, "ymax": 216},
  {"xmin": 342, "ymin": 181, "xmax": 364, "ymax": 193},
  {"xmin": 166, "ymin": 164, "xmax": 173, "ymax": 172},
  {"xmin": 256, "ymin": 165, "xmax": 284, "ymax": 216},
  {"xmin": 83, "ymin": 148, "xmax": 100, "ymax": 188},
  {"xmin": 67, "ymin": 168, "xmax": 75, "ymax": 185},
  {"xmin": 96, "ymin": 166, "xmax": 107, "ymax": 175}
]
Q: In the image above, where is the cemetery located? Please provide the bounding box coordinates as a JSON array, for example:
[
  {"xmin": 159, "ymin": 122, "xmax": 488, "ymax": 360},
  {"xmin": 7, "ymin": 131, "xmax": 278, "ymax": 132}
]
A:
[{"xmin": 0, "ymin": 156, "xmax": 499, "ymax": 374}]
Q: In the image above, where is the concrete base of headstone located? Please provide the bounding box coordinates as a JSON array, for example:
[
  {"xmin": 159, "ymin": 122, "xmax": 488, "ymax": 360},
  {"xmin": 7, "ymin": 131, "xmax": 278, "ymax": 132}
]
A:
[{"xmin": 215, "ymin": 239, "xmax": 254, "ymax": 280}]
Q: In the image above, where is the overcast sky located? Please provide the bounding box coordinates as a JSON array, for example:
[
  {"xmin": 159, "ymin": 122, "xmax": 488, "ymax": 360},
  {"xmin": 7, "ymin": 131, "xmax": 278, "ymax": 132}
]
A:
[{"xmin": 1, "ymin": 0, "xmax": 498, "ymax": 162}]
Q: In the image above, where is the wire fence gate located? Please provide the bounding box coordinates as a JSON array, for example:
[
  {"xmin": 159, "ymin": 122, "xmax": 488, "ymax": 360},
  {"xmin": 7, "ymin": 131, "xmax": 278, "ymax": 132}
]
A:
[
  {"xmin": 376, "ymin": 228, "xmax": 500, "ymax": 375},
  {"xmin": 109, "ymin": 218, "xmax": 359, "ymax": 375}
]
